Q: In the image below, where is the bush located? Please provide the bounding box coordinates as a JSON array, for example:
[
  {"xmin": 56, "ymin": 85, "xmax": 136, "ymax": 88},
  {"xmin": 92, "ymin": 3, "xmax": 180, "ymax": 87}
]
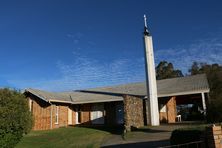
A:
[
  {"xmin": 0, "ymin": 88, "xmax": 33, "ymax": 148},
  {"xmin": 170, "ymin": 127, "xmax": 205, "ymax": 145}
]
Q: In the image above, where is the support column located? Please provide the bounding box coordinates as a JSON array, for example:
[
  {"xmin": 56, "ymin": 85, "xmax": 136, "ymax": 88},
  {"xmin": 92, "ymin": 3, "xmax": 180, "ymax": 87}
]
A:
[
  {"xmin": 201, "ymin": 92, "xmax": 206, "ymax": 115},
  {"xmin": 123, "ymin": 95, "xmax": 144, "ymax": 131},
  {"xmin": 167, "ymin": 97, "xmax": 177, "ymax": 123}
]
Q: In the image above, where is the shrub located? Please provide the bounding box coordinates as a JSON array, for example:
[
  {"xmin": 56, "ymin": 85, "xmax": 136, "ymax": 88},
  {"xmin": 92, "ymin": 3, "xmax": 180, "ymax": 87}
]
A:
[
  {"xmin": 207, "ymin": 100, "xmax": 222, "ymax": 123},
  {"xmin": 0, "ymin": 88, "xmax": 33, "ymax": 148},
  {"xmin": 170, "ymin": 127, "xmax": 205, "ymax": 145}
]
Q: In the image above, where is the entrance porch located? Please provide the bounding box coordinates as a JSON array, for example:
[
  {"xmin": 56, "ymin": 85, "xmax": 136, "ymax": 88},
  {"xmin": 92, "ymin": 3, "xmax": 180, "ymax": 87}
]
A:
[{"xmin": 158, "ymin": 93, "xmax": 208, "ymax": 123}]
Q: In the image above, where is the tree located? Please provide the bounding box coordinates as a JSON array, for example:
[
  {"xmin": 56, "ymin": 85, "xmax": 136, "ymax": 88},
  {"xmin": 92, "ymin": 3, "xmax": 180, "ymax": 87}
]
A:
[
  {"xmin": 0, "ymin": 88, "xmax": 33, "ymax": 148},
  {"xmin": 189, "ymin": 61, "xmax": 200, "ymax": 75},
  {"xmin": 189, "ymin": 62, "xmax": 222, "ymax": 122},
  {"xmin": 156, "ymin": 61, "xmax": 183, "ymax": 80},
  {"xmin": 189, "ymin": 62, "xmax": 222, "ymax": 100}
]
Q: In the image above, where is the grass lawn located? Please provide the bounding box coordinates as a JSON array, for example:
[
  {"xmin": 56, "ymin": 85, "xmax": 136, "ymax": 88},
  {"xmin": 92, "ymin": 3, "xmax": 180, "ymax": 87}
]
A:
[{"xmin": 16, "ymin": 127, "xmax": 112, "ymax": 148}]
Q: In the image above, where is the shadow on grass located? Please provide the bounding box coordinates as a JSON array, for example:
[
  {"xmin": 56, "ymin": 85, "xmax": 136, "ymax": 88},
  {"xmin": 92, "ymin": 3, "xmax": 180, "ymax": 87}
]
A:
[
  {"xmin": 75, "ymin": 125, "xmax": 170, "ymax": 135},
  {"xmin": 101, "ymin": 139, "xmax": 170, "ymax": 148},
  {"xmin": 72, "ymin": 125, "xmax": 124, "ymax": 135}
]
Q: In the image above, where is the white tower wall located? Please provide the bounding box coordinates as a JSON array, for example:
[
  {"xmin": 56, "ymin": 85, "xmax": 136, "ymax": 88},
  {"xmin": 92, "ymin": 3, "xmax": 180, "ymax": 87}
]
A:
[{"xmin": 143, "ymin": 16, "xmax": 160, "ymax": 126}]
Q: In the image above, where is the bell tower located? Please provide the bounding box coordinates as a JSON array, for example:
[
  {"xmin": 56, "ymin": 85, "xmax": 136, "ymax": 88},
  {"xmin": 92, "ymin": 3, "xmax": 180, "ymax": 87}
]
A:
[{"xmin": 143, "ymin": 15, "xmax": 160, "ymax": 126}]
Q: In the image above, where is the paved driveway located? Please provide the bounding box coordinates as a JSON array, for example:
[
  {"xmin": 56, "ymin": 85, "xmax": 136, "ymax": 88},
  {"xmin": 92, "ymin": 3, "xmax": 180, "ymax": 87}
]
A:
[{"xmin": 101, "ymin": 124, "xmax": 192, "ymax": 148}]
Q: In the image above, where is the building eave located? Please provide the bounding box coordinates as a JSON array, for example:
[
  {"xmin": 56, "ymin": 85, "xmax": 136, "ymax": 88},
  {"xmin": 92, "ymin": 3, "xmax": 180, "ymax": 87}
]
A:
[
  {"xmin": 71, "ymin": 98, "xmax": 124, "ymax": 104},
  {"xmin": 157, "ymin": 89, "xmax": 210, "ymax": 98},
  {"xmin": 25, "ymin": 89, "xmax": 51, "ymax": 104}
]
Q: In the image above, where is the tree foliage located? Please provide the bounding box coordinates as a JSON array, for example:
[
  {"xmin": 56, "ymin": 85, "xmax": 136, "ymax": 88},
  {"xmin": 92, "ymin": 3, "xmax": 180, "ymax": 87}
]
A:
[
  {"xmin": 156, "ymin": 61, "xmax": 183, "ymax": 80},
  {"xmin": 0, "ymin": 88, "xmax": 33, "ymax": 148},
  {"xmin": 189, "ymin": 62, "xmax": 222, "ymax": 122}
]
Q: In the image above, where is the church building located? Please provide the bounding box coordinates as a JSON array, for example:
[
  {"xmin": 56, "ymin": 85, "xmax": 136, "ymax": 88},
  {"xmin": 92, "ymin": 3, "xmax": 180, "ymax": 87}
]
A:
[{"xmin": 24, "ymin": 16, "xmax": 210, "ymax": 131}]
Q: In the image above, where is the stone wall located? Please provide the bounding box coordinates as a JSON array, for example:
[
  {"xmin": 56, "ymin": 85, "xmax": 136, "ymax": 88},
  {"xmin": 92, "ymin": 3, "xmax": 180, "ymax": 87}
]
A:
[{"xmin": 123, "ymin": 95, "xmax": 144, "ymax": 132}]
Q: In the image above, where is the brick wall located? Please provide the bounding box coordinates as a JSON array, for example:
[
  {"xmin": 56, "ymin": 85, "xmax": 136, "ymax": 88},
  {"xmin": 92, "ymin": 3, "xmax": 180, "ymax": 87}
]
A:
[
  {"xmin": 123, "ymin": 95, "xmax": 144, "ymax": 132},
  {"xmin": 80, "ymin": 104, "xmax": 91, "ymax": 125},
  {"xmin": 159, "ymin": 112, "xmax": 168, "ymax": 123},
  {"xmin": 29, "ymin": 96, "xmax": 109, "ymax": 130},
  {"xmin": 28, "ymin": 96, "xmax": 51, "ymax": 130},
  {"xmin": 28, "ymin": 95, "xmax": 77, "ymax": 130},
  {"xmin": 72, "ymin": 106, "xmax": 76, "ymax": 125},
  {"xmin": 206, "ymin": 125, "xmax": 222, "ymax": 148},
  {"xmin": 158, "ymin": 97, "xmax": 177, "ymax": 123},
  {"xmin": 52, "ymin": 105, "xmax": 68, "ymax": 128},
  {"xmin": 167, "ymin": 96, "xmax": 177, "ymax": 123}
]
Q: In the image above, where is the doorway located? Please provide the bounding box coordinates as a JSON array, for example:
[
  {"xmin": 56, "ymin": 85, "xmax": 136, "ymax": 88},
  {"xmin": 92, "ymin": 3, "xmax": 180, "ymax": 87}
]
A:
[
  {"xmin": 116, "ymin": 104, "xmax": 124, "ymax": 124},
  {"xmin": 91, "ymin": 103, "xmax": 104, "ymax": 124}
]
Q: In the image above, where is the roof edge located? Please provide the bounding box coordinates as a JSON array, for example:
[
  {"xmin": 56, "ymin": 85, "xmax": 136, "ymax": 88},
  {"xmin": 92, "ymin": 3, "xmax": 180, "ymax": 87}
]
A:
[
  {"xmin": 157, "ymin": 89, "xmax": 210, "ymax": 98},
  {"xmin": 25, "ymin": 89, "xmax": 50, "ymax": 104},
  {"xmin": 72, "ymin": 98, "xmax": 124, "ymax": 104}
]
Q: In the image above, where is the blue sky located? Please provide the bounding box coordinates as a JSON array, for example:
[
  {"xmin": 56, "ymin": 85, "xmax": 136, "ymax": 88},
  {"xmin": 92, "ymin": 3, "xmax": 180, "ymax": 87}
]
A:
[{"xmin": 0, "ymin": 0, "xmax": 222, "ymax": 91}]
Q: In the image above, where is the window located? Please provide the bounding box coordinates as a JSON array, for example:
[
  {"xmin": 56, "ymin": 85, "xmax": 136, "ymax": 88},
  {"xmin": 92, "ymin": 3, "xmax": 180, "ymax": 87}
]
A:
[
  {"xmin": 55, "ymin": 105, "xmax": 59, "ymax": 124},
  {"xmin": 116, "ymin": 104, "xmax": 124, "ymax": 124}
]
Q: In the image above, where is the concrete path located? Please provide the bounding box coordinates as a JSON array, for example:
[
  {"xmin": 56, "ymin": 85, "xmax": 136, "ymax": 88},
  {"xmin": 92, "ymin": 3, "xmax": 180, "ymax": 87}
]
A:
[{"xmin": 101, "ymin": 124, "xmax": 192, "ymax": 148}]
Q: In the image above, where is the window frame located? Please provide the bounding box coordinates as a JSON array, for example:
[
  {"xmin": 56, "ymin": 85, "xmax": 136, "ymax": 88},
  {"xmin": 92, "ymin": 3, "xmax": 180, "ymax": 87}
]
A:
[
  {"xmin": 29, "ymin": 99, "xmax": 33, "ymax": 112},
  {"xmin": 55, "ymin": 105, "xmax": 59, "ymax": 124}
]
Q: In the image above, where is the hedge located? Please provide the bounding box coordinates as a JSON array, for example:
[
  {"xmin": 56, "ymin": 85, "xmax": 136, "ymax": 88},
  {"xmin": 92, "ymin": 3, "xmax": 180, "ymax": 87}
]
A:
[{"xmin": 170, "ymin": 127, "xmax": 205, "ymax": 145}]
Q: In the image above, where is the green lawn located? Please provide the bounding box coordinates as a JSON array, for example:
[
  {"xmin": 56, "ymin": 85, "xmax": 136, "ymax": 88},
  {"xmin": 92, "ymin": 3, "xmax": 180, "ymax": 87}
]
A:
[{"xmin": 16, "ymin": 127, "xmax": 111, "ymax": 148}]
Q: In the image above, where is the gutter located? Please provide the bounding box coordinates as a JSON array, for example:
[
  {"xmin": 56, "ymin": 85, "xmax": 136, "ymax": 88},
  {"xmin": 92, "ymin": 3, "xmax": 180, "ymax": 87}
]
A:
[{"xmin": 49, "ymin": 99, "xmax": 73, "ymax": 104}]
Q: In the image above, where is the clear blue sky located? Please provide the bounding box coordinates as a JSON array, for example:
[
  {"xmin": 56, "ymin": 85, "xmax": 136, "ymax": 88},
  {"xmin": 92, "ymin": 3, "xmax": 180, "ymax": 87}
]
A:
[{"xmin": 0, "ymin": 0, "xmax": 222, "ymax": 91}]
